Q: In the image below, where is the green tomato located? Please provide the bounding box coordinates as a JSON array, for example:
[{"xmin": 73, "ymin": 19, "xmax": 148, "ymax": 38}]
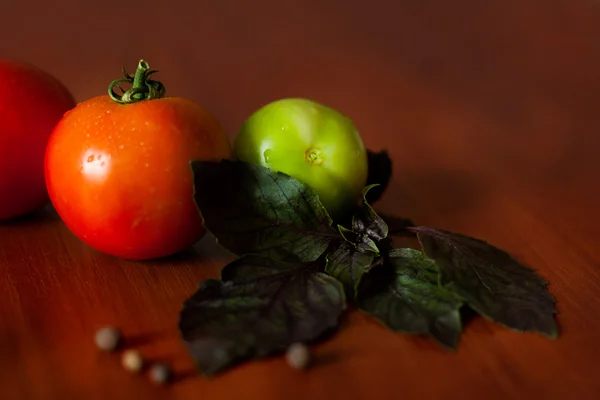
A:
[{"xmin": 233, "ymin": 98, "xmax": 368, "ymax": 221}]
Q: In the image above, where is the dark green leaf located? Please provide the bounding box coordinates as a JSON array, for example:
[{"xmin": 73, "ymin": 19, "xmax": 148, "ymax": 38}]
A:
[
  {"xmin": 325, "ymin": 241, "xmax": 375, "ymax": 299},
  {"xmin": 191, "ymin": 159, "xmax": 337, "ymax": 262},
  {"xmin": 357, "ymin": 248, "xmax": 463, "ymax": 348},
  {"xmin": 337, "ymin": 228, "xmax": 380, "ymax": 255},
  {"xmin": 338, "ymin": 225, "xmax": 359, "ymax": 243},
  {"xmin": 352, "ymin": 185, "xmax": 388, "ymax": 241},
  {"xmin": 333, "ymin": 185, "xmax": 388, "ymax": 256},
  {"xmin": 179, "ymin": 255, "xmax": 346, "ymax": 376},
  {"xmin": 357, "ymin": 236, "xmax": 380, "ymax": 254},
  {"xmin": 365, "ymin": 149, "xmax": 392, "ymax": 204},
  {"xmin": 412, "ymin": 226, "xmax": 558, "ymax": 338}
]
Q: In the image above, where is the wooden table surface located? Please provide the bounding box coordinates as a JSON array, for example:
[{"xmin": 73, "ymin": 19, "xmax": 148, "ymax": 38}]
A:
[{"xmin": 2, "ymin": 0, "xmax": 600, "ymax": 399}]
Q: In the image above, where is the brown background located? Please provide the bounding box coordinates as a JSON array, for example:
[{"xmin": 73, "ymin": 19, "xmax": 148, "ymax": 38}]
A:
[{"xmin": 2, "ymin": 0, "xmax": 600, "ymax": 399}]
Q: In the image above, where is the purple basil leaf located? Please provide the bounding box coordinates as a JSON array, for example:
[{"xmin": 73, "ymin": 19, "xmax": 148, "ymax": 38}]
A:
[
  {"xmin": 357, "ymin": 248, "xmax": 463, "ymax": 349},
  {"xmin": 191, "ymin": 159, "xmax": 337, "ymax": 262},
  {"xmin": 325, "ymin": 241, "xmax": 376, "ymax": 299},
  {"xmin": 179, "ymin": 255, "xmax": 346, "ymax": 376},
  {"xmin": 352, "ymin": 184, "xmax": 388, "ymax": 241},
  {"xmin": 412, "ymin": 226, "xmax": 558, "ymax": 338}
]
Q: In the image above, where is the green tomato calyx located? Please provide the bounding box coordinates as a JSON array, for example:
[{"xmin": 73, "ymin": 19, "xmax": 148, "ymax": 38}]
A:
[
  {"xmin": 108, "ymin": 59, "xmax": 166, "ymax": 104},
  {"xmin": 304, "ymin": 147, "xmax": 325, "ymax": 165}
]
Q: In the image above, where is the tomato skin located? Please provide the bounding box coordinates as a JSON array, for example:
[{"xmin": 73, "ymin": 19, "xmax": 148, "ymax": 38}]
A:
[
  {"xmin": 0, "ymin": 59, "xmax": 76, "ymax": 220},
  {"xmin": 233, "ymin": 98, "xmax": 368, "ymax": 221},
  {"xmin": 45, "ymin": 95, "xmax": 233, "ymax": 260}
]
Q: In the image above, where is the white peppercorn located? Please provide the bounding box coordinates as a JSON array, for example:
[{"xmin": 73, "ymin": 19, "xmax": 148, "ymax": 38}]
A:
[
  {"xmin": 285, "ymin": 342, "xmax": 310, "ymax": 370},
  {"xmin": 122, "ymin": 349, "xmax": 144, "ymax": 373},
  {"xmin": 149, "ymin": 363, "xmax": 171, "ymax": 384},
  {"xmin": 94, "ymin": 326, "xmax": 121, "ymax": 352}
]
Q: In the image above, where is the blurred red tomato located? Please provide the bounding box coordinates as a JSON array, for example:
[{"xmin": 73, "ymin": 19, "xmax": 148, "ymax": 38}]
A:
[{"xmin": 0, "ymin": 59, "xmax": 76, "ymax": 220}]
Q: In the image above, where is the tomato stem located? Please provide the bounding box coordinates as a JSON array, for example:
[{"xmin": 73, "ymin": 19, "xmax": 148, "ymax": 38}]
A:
[{"xmin": 108, "ymin": 59, "xmax": 166, "ymax": 104}]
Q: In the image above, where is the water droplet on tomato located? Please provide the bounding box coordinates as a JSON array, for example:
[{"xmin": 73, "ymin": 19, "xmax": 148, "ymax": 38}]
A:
[
  {"xmin": 118, "ymin": 145, "xmax": 124, "ymax": 150},
  {"xmin": 140, "ymin": 141, "xmax": 144, "ymax": 146},
  {"xmin": 145, "ymin": 163, "xmax": 149, "ymax": 167},
  {"xmin": 82, "ymin": 151, "xmax": 110, "ymax": 182}
]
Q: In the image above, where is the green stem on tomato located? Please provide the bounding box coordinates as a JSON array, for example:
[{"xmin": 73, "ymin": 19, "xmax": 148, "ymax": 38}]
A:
[{"xmin": 108, "ymin": 59, "xmax": 166, "ymax": 104}]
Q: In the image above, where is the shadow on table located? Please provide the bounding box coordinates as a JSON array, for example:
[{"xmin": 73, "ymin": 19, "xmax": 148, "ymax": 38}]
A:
[
  {"xmin": 121, "ymin": 330, "xmax": 171, "ymax": 348},
  {"xmin": 0, "ymin": 203, "xmax": 60, "ymax": 227},
  {"xmin": 377, "ymin": 166, "xmax": 496, "ymax": 226},
  {"xmin": 140, "ymin": 233, "xmax": 235, "ymax": 268}
]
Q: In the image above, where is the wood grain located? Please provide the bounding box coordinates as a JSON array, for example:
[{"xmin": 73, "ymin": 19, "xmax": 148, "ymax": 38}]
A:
[{"xmin": 2, "ymin": 0, "xmax": 600, "ymax": 398}]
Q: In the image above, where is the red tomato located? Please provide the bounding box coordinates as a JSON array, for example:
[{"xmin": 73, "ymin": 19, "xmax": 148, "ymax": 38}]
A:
[
  {"xmin": 0, "ymin": 59, "xmax": 75, "ymax": 220},
  {"xmin": 45, "ymin": 60, "xmax": 233, "ymax": 260}
]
